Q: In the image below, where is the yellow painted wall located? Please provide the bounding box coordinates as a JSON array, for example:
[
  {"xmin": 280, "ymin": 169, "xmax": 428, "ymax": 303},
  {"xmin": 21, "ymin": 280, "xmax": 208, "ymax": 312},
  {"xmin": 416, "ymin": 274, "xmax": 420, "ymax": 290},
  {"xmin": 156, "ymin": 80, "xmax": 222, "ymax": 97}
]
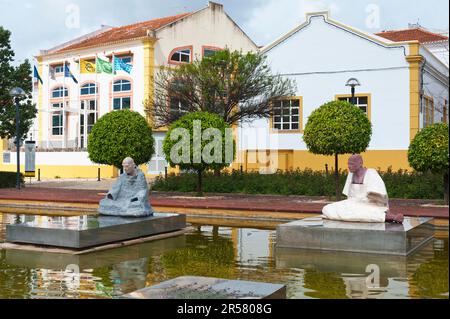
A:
[{"xmin": 406, "ymin": 42, "xmax": 423, "ymax": 142}]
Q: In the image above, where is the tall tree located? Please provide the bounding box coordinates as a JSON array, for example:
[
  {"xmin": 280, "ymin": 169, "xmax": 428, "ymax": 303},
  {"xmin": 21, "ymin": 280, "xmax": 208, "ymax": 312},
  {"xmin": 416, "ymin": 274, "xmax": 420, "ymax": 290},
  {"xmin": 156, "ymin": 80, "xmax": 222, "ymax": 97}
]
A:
[
  {"xmin": 0, "ymin": 26, "xmax": 37, "ymax": 143},
  {"xmin": 146, "ymin": 48, "xmax": 295, "ymax": 128}
]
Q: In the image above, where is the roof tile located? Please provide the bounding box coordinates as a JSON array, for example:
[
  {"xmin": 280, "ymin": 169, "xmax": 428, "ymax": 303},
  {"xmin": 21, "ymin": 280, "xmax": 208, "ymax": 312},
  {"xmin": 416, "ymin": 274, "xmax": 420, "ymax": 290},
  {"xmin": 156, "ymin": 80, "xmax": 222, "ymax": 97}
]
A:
[{"xmin": 376, "ymin": 28, "xmax": 448, "ymax": 44}]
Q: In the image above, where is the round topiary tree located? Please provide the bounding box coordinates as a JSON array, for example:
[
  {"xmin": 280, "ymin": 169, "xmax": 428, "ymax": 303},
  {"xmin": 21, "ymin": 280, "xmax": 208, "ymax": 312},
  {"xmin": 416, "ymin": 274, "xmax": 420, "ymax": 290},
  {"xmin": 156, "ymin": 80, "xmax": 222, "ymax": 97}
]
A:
[
  {"xmin": 303, "ymin": 100, "xmax": 372, "ymax": 200},
  {"xmin": 408, "ymin": 123, "xmax": 449, "ymax": 205},
  {"xmin": 88, "ymin": 110, "xmax": 155, "ymax": 169},
  {"xmin": 163, "ymin": 111, "xmax": 235, "ymax": 196}
]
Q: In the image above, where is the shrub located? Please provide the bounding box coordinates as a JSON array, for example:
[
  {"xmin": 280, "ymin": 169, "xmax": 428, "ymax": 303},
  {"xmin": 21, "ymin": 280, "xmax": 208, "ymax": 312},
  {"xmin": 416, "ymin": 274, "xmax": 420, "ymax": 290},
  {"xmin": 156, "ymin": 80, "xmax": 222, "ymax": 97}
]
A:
[
  {"xmin": 408, "ymin": 123, "xmax": 449, "ymax": 204},
  {"xmin": 88, "ymin": 110, "xmax": 155, "ymax": 169},
  {"xmin": 303, "ymin": 100, "xmax": 372, "ymax": 200},
  {"xmin": 0, "ymin": 171, "xmax": 24, "ymax": 188}
]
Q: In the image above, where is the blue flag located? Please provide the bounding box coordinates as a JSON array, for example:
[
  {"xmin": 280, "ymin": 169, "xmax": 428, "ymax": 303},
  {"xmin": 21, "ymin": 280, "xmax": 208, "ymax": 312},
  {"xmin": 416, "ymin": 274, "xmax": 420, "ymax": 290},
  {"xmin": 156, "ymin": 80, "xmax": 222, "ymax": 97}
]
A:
[
  {"xmin": 114, "ymin": 57, "xmax": 133, "ymax": 74},
  {"xmin": 64, "ymin": 64, "xmax": 78, "ymax": 84},
  {"xmin": 33, "ymin": 66, "xmax": 43, "ymax": 85}
]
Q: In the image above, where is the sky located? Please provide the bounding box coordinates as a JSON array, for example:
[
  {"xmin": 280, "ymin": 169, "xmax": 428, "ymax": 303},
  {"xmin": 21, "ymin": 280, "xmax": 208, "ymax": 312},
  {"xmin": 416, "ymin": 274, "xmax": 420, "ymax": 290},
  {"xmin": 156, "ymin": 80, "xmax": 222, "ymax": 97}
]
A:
[{"xmin": 0, "ymin": 0, "xmax": 448, "ymax": 64}]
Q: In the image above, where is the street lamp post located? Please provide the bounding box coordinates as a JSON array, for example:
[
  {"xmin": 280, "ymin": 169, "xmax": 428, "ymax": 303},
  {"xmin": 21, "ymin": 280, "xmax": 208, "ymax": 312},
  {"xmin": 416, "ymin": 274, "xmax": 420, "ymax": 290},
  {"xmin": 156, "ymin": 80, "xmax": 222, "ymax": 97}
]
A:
[
  {"xmin": 9, "ymin": 87, "xmax": 26, "ymax": 190},
  {"xmin": 346, "ymin": 78, "xmax": 361, "ymax": 105}
]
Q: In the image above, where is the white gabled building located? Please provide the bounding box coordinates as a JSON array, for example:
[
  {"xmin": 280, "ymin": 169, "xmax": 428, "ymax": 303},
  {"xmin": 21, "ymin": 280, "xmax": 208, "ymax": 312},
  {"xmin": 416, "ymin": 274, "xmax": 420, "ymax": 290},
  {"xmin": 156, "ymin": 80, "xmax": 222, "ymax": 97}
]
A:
[
  {"xmin": 0, "ymin": 1, "xmax": 257, "ymax": 179},
  {"xmin": 237, "ymin": 11, "xmax": 449, "ymax": 173}
]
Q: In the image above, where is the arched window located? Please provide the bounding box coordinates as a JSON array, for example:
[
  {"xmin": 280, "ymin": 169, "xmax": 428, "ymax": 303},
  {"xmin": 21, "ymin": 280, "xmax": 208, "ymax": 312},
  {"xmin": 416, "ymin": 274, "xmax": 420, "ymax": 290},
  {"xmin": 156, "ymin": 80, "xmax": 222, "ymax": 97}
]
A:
[
  {"xmin": 80, "ymin": 83, "xmax": 98, "ymax": 95},
  {"xmin": 52, "ymin": 86, "xmax": 68, "ymax": 98},
  {"xmin": 113, "ymin": 79, "xmax": 131, "ymax": 92},
  {"xmin": 170, "ymin": 48, "xmax": 192, "ymax": 64}
]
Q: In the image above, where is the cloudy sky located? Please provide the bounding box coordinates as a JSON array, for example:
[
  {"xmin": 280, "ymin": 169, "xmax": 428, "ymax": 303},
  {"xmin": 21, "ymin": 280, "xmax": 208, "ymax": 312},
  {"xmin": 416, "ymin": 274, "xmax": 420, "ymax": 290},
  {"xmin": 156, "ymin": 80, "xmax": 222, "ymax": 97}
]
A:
[{"xmin": 1, "ymin": 0, "xmax": 448, "ymax": 64}]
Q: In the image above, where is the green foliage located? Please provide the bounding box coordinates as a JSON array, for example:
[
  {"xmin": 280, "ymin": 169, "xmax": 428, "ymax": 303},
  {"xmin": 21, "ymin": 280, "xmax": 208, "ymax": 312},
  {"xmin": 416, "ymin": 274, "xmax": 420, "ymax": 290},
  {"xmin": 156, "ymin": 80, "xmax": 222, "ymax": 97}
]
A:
[
  {"xmin": 87, "ymin": 110, "xmax": 155, "ymax": 169},
  {"xmin": 163, "ymin": 111, "xmax": 236, "ymax": 172},
  {"xmin": 150, "ymin": 48, "xmax": 295, "ymax": 127},
  {"xmin": 152, "ymin": 168, "xmax": 444, "ymax": 200},
  {"xmin": 0, "ymin": 171, "xmax": 24, "ymax": 188},
  {"xmin": 0, "ymin": 27, "xmax": 37, "ymax": 141},
  {"xmin": 408, "ymin": 123, "xmax": 449, "ymax": 174},
  {"xmin": 303, "ymin": 101, "xmax": 372, "ymax": 155}
]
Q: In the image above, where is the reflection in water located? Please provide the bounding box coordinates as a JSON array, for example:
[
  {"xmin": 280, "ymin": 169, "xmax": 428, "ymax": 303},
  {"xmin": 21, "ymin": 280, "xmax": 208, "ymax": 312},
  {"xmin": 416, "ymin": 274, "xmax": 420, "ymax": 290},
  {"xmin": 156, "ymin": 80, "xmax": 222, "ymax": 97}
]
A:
[{"xmin": 0, "ymin": 213, "xmax": 448, "ymax": 299}]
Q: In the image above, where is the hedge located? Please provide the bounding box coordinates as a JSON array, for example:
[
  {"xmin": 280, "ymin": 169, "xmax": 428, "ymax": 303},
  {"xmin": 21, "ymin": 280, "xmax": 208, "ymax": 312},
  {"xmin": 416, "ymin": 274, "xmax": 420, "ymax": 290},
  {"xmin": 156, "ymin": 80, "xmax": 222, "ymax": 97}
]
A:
[
  {"xmin": 152, "ymin": 168, "xmax": 444, "ymax": 200},
  {"xmin": 0, "ymin": 172, "xmax": 24, "ymax": 188}
]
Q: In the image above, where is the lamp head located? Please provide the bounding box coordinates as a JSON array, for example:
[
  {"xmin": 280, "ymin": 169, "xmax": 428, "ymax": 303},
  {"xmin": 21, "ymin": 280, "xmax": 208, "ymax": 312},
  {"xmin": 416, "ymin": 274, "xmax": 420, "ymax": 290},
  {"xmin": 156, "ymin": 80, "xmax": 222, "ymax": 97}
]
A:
[
  {"xmin": 346, "ymin": 78, "xmax": 361, "ymax": 88},
  {"xmin": 9, "ymin": 87, "xmax": 26, "ymax": 97}
]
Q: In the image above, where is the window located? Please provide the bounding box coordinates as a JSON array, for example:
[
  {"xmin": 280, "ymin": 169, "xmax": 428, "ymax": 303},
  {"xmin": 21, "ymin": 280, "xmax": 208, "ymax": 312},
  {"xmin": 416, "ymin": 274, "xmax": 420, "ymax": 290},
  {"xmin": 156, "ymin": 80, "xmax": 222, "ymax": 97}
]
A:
[
  {"xmin": 113, "ymin": 97, "xmax": 131, "ymax": 110},
  {"xmin": 81, "ymin": 100, "xmax": 97, "ymax": 111},
  {"xmin": 272, "ymin": 98, "xmax": 301, "ymax": 131},
  {"xmin": 52, "ymin": 113, "xmax": 63, "ymax": 135},
  {"xmin": 52, "ymin": 86, "xmax": 68, "ymax": 98},
  {"xmin": 80, "ymin": 83, "xmax": 97, "ymax": 95},
  {"xmin": 203, "ymin": 47, "xmax": 220, "ymax": 58},
  {"xmin": 169, "ymin": 80, "xmax": 189, "ymax": 113},
  {"xmin": 53, "ymin": 65, "xmax": 64, "ymax": 74},
  {"xmin": 443, "ymin": 100, "xmax": 448, "ymax": 124},
  {"xmin": 338, "ymin": 95, "xmax": 370, "ymax": 116},
  {"xmin": 113, "ymin": 79, "xmax": 131, "ymax": 92},
  {"xmin": 52, "ymin": 102, "xmax": 64, "ymax": 109},
  {"xmin": 423, "ymin": 96, "xmax": 434, "ymax": 127},
  {"xmin": 170, "ymin": 49, "xmax": 191, "ymax": 63}
]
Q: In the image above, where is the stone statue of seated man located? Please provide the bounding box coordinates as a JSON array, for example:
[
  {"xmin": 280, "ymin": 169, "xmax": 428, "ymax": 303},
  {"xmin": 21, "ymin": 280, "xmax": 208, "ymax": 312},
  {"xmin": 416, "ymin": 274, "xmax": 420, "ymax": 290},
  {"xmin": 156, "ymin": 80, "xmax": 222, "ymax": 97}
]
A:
[
  {"xmin": 98, "ymin": 157, "xmax": 153, "ymax": 217},
  {"xmin": 322, "ymin": 154, "xmax": 404, "ymax": 224}
]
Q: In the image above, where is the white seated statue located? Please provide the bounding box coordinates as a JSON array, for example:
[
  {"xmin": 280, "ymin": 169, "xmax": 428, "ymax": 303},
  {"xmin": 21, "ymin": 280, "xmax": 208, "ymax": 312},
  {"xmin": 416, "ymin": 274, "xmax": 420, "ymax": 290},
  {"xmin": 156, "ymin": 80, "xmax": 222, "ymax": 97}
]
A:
[
  {"xmin": 98, "ymin": 157, "xmax": 153, "ymax": 217},
  {"xmin": 322, "ymin": 154, "xmax": 404, "ymax": 224}
]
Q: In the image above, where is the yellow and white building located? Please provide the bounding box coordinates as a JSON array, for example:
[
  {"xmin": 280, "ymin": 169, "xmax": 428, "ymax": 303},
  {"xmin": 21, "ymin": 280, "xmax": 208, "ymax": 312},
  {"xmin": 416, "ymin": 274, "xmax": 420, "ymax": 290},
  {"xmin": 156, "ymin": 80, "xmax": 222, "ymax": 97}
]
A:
[
  {"xmin": 0, "ymin": 2, "xmax": 257, "ymax": 179},
  {"xmin": 238, "ymin": 11, "xmax": 449, "ymax": 172}
]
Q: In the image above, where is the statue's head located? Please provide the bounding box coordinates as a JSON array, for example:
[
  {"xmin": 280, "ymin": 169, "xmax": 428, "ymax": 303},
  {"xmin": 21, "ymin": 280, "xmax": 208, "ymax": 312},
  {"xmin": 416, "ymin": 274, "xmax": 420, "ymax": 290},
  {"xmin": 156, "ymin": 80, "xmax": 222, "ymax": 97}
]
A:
[
  {"xmin": 122, "ymin": 157, "xmax": 136, "ymax": 175},
  {"xmin": 348, "ymin": 154, "xmax": 363, "ymax": 173}
]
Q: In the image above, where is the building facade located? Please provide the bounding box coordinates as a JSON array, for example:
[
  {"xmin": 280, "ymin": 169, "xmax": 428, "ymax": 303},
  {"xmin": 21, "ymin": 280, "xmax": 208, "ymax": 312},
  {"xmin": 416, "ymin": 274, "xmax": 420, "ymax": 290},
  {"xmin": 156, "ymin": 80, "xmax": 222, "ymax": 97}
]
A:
[
  {"xmin": 0, "ymin": 2, "xmax": 257, "ymax": 179},
  {"xmin": 237, "ymin": 11, "xmax": 449, "ymax": 173}
]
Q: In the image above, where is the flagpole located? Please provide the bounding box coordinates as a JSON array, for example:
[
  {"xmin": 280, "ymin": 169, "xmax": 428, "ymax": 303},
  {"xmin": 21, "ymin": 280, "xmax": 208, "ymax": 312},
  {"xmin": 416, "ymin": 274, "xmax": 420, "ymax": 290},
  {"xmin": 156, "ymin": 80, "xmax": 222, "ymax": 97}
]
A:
[
  {"xmin": 46, "ymin": 63, "xmax": 50, "ymax": 149},
  {"xmin": 112, "ymin": 52, "xmax": 115, "ymax": 111},
  {"xmin": 31, "ymin": 59, "xmax": 36, "ymax": 143},
  {"xmin": 77, "ymin": 55, "xmax": 81, "ymax": 149},
  {"xmin": 62, "ymin": 60, "xmax": 66, "ymax": 149},
  {"xmin": 94, "ymin": 55, "xmax": 98, "ymax": 148}
]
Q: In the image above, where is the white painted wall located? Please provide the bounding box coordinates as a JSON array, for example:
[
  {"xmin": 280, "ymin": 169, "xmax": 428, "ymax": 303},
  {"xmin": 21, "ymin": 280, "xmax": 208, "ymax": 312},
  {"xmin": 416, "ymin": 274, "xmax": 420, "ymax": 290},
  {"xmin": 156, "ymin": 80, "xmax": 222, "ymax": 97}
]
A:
[{"xmin": 240, "ymin": 14, "xmax": 412, "ymax": 152}]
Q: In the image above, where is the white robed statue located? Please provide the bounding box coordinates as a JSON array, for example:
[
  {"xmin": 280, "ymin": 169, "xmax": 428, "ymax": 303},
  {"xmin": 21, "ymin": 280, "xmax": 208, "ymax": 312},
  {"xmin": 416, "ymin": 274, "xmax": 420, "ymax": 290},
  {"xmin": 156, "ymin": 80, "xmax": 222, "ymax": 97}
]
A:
[
  {"xmin": 322, "ymin": 154, "xmax": 404, "ymax": 224},
  {"xmin": 98, "ymin": 157, "xmax": 153, "ymax": 217}
]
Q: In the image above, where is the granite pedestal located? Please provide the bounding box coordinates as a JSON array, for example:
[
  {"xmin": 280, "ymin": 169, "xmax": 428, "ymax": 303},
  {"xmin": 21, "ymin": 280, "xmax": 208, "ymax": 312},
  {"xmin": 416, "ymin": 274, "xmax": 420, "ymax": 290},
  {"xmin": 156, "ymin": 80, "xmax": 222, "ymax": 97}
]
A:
[
  {"xmin": 6, "ymin": 213, "xmax": 186, "ymax": 249},
  {"xmin": 276, "ymin": 216, "xmax": 434, "ymax": 256},
  {"xmin": 123, "ymin": 276, "xmax": 286, "ymax": 299}
]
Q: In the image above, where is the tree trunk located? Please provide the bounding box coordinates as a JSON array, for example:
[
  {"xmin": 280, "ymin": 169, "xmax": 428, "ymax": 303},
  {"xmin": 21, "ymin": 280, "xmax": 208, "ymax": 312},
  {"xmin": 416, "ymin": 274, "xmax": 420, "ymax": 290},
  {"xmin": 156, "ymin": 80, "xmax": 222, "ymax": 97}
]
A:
[
  {"xmin": 196, "ymin": 169, "xmax": 203, "ymax": 197},
  {"xmin": 335, "ymin": 154, "xmax": 341, "ymax": 201},
  {"xmin": 444, "ymin": 172, "xmax": 449, "ymax": 206}
]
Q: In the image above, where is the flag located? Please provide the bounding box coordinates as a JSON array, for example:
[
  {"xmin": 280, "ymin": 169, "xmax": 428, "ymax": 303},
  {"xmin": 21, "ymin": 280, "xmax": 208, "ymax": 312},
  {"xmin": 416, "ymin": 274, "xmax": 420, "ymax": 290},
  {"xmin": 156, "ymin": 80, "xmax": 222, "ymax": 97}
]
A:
[
  {"xmin": 96, "ymin": 58, "xmax": 114, "ymax": 74},
  {"xmin": 80, "ymin": 59, "xmax": 96, "ymax": 74},
  {"xmin": 33, "ymin": 66, "xmax": 43, "ymax": 84},
  {"xmin": 114, "ymin": 57, "xmax": 133, "ymax": 74},
  {"xmin": 64, "ymin": 64, "xmax": 78, "ymax": 84}
]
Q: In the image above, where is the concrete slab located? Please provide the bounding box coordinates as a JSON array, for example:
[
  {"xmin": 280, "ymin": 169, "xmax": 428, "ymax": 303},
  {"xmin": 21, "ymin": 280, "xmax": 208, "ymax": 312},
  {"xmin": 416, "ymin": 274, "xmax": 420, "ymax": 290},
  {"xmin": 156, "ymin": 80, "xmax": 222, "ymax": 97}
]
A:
[
  {"xmin": 122, "ymin": 276, "xmax": 286, "ymax": 299},
  {"xmin": 276, "ymin": 216, "xmax": 435, "ymax": 256},
  {"xmin": 4, "ymin": 235, "xmax": 186, "ymax": 269},
  {"xmin": 6, "ymin": 213, "xmax": 186, "ymax": 249}
]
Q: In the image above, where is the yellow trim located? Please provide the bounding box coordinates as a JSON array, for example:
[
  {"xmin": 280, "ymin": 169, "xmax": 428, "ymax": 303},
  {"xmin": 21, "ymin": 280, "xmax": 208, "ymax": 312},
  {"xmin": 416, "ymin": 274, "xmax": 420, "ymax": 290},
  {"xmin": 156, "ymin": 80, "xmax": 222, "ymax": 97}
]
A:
[
  {"xmin": 143, "ymin": 39, "xmax": 156, "ymax": 126},
  {"xmin": 269, "ymin": 96, "xmax": 303, "ymax": 134},
  {"xmin": 406, "ymin": 42, "xmax": 423, "ymax": 142},
  {"xmin": 238, "ymin": 150, "xmax": 412, "ymax": 172},
  {"xmin": 335, "ymin": 93, "xmax": 372, "ymax": 121}
]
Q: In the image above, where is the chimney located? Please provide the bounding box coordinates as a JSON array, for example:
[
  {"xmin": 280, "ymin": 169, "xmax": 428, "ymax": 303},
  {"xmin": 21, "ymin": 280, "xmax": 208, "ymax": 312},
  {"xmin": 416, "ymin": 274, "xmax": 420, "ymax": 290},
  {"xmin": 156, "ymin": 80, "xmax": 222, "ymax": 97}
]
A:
[{"xmin": 208, "ymin": 1, "xmax": 223, "ymax": 10}]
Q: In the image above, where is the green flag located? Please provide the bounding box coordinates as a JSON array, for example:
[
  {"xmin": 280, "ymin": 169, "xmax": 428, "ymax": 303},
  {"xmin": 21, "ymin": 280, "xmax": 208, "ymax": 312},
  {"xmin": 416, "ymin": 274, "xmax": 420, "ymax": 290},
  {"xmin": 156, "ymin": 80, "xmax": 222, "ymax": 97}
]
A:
[{"xmin": 96, "ymin": 58, "xmax": 114, "ymax": 74}]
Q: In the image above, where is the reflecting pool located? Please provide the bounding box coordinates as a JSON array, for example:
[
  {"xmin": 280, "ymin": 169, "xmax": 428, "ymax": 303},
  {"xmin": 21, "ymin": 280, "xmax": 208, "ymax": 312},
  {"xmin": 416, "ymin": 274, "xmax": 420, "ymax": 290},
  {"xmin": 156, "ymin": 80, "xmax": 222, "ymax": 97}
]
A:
[{"xmin": 0, "ymin": 213, "xmax": 448, "ymax": 299}]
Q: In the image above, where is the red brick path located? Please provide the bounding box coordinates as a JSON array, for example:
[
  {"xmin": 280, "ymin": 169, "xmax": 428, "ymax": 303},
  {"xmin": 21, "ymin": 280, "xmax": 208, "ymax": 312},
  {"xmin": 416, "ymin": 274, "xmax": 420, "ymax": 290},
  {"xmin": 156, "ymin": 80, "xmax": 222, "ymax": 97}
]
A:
[{"xmin": 0, "ymin": 188, "xmax": 448, "ymax": 219}]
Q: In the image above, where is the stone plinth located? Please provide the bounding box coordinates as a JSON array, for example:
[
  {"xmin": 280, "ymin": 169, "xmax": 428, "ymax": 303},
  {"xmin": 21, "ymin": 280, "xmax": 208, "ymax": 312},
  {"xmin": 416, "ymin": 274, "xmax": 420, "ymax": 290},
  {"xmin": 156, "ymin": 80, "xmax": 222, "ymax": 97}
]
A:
[
  {"xmin": 6, "ymin": 213, "xmax": 186, "ymax": 249},
  {"xmin": 123, "ymin": 276, "xmax": 286, "ymax": 299},
  {"xmin": 276, "ymin": 216, "xmax": 434, "ymax": 256}
]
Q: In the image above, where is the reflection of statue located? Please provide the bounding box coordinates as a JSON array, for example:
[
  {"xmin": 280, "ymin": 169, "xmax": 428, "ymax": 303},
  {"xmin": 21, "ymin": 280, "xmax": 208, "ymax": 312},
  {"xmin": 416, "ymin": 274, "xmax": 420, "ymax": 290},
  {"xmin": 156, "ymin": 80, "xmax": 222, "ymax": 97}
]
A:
[
  {"xmin": 98, "ymin": 157, "xmax": 153, "ymax": 217},
  {"xmin": 322, "ymin": 154, "xmax": 404, "ymax": 223}
]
